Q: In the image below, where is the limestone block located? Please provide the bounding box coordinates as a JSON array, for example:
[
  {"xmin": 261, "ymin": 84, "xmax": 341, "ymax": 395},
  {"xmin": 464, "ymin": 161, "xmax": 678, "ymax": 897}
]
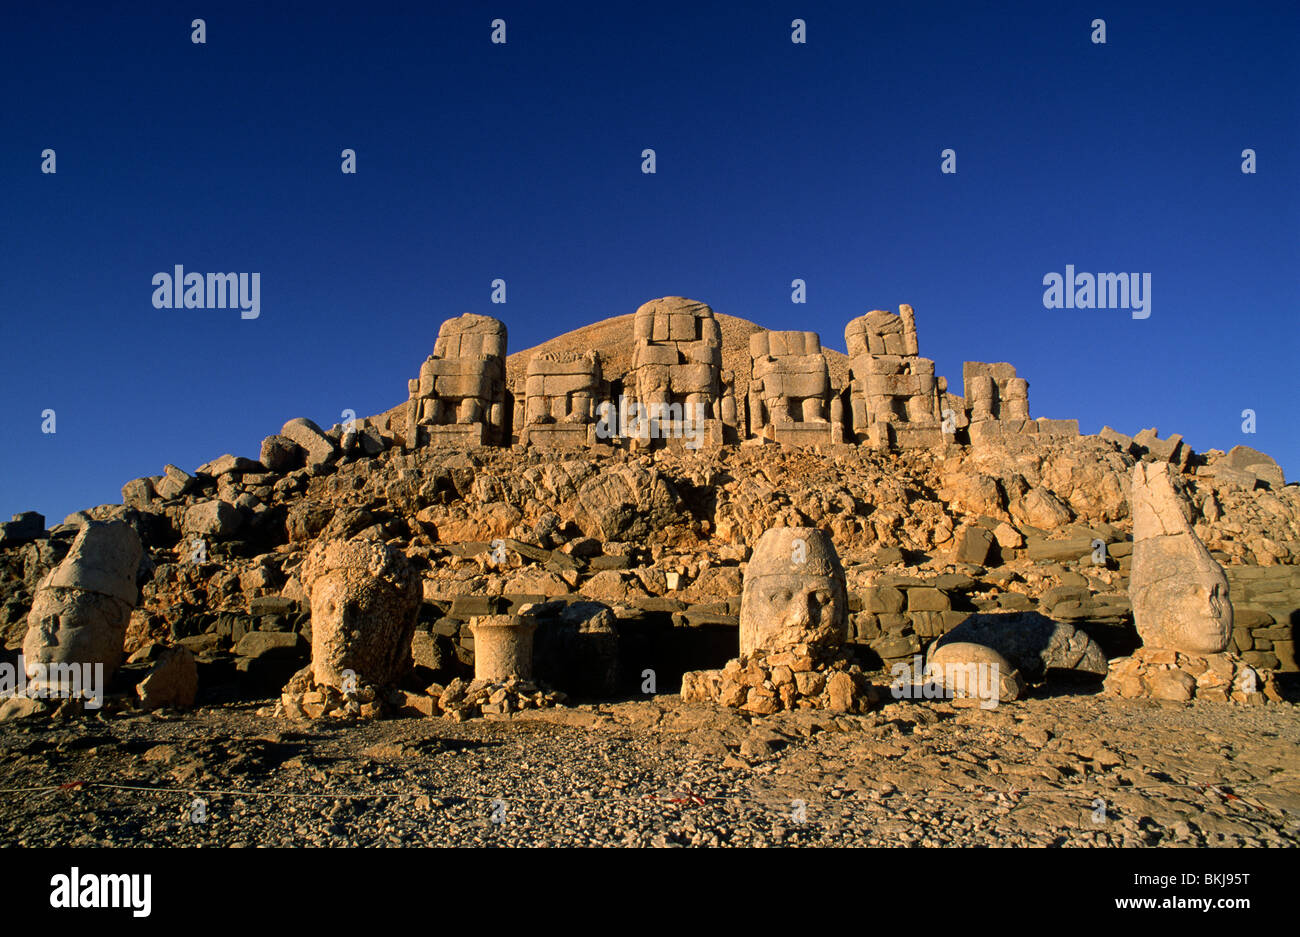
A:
[
  {"xmin": 542, "ymin": 373, "xmax": 596, "ymax": 396},
  {"xmin": 529, "ymin": 355, "xmax": 596, "ymax": 377},
  {"xmin": 701, "ymin": 316, "xmax": 722, "ymax": 346},
  {"xmin": 281, "ymin": 418, "xmax": 336, "ymax": 468},
  {"xmin": 668, "ymin": 362, "xmax": 716, "ymax": 394},
  {"xmin": 682, "ymin": 340, "xmax": 718, "ymax": 365},
  {"xmin": 434, "ymin": 372, "xmax": 492, "ymax": 399},
  {"xmin": 667, "ymin": 313, "xmax": 696, "ymax": 341},
  {"xmin": 633, "ymin": 343, "xmax": 679, "ymax": 368}
]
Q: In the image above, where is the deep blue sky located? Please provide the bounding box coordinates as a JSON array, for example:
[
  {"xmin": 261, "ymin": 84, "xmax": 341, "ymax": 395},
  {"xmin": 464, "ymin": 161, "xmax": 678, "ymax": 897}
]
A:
[{"xmin": 2, "ymin": 1, "xmax": 1297, "ymax": 524}]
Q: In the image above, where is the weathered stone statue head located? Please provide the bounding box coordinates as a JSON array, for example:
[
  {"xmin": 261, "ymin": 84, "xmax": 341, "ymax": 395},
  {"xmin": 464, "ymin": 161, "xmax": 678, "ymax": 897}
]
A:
[
  {"xmin": 1130, "ymin": 463, "xmax": 1231, "ymax": 654},
  {"xmin": 739, "ymin": 527, "xmax": 848, "ymax": 656},
  {"xmin": 23, "ymin": 520, "xmax": 142, "ymax": 696},
  {"xmin": 300, "ymin": 537, "xmax": 421, "ymax": 689}
]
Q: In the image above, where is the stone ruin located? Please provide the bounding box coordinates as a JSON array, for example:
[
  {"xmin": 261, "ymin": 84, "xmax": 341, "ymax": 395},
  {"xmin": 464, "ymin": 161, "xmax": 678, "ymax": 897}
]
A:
[
  {"xmin": 624, "ymin": 297, "xmax": 736, "ymax": 447},
  {"xmin": 405, "ymin": 313, "xmax": 508, "ymax": 448},
  {"xmin": 844, "ymin": 305, "xmax": 945, "ymax": 449},
  {"xmin": 1104, "ymin": 463, "xmax": 1280, "ymax": 702},
  {"xmin": 3, "ymin": 292, "xmax": 1293, "ymax": 734},
  {"xmin": 963, "ymin": 362, "xmax": 1029, "ymax": 426},
  {"xmin": 386, "ymin": 299, "xmax": 1084, "ymax": 454},
  {"xmin": 746, "ymin": 330, "xmax": 843, "ymax": 446},
  {"xmin": 682, "ymin": 527, "xmax": 875, "ymax": 713},
  {"xmin": 520, "ymin": 350, "xmax": 605, "ymax": 448}
]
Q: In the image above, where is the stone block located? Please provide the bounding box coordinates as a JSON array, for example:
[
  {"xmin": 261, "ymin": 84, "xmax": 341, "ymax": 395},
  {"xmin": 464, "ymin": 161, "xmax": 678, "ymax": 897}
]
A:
[
  {"xmin": 906, "ymin": 588, "xmax": 950, "ymax": 612},
  {"xmin": 864, "ymin": 586, "xmax": 905, "ymax": 614}
]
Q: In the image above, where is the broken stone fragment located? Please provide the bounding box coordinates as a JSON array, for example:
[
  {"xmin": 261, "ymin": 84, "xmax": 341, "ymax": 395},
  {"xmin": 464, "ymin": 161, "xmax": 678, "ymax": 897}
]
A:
[
  {"xmin": 933, "ymin": 611, "xmax": 1106, "ymax": 684},
  {"xmin": 260, "ymin": 434, "xmax": 302, "ymax": 472},
  {"xmin": 925, "ymin": 641, "xmax": 1023, "ymax": 702},
  {"xmin": 181, "ymin": 499, "xmax": 242, "ymax": 540},
  {"xmin": 280, "ymin": 418, "xmax": 337, "ymax": 470},
  {"xmin": 136, "ymin": 645, "xmax": 198, "ymax": 710}
]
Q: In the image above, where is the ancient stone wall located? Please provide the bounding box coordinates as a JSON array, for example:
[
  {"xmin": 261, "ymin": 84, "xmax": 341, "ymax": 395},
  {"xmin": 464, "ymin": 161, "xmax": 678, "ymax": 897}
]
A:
[
  {"xmin": 844, "ymin": 305, "xmax": 945, "ymax": 449},
  {"xmin": 405, "ymin": 313, "xmax": 508, "ymax": 448}
]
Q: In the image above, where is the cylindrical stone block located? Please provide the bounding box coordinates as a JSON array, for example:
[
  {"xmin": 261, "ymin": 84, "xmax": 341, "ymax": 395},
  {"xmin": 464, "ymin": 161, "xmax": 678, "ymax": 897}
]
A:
[{"xmin": 469, "ymin": 614, "xmax": 538, "ymax": 681}]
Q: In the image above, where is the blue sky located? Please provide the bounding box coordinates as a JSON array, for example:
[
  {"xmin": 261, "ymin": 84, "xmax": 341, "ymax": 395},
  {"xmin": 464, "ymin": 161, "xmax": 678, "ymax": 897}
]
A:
[{"xmin": 2, "ymin": 1, "xmax": 1297, "ymax": 524}]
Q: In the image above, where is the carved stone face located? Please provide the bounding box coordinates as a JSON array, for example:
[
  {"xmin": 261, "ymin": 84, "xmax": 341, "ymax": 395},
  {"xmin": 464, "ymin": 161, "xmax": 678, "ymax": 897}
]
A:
[
  {"xmin": 301, "ymin": 538, "xmax": 420, "ymax": 689},
  {"xmin": 1136, "ymin": 563, "xmax": 1232, "ymax": 655},
  {"xmin": 740, "ymin": 527, "xmax": 848, "ymax": 656},
  {"xmin": 22, "ymin": 520, "xmax": 141, "ymax": 690},
  {"xmin": 1130, "ymin": 462, "xmax": 1233, "ymax": 655}
]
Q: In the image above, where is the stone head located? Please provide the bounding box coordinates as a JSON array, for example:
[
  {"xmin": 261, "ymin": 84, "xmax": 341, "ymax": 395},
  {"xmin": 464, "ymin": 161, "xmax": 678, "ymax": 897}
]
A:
[
  {"xmin": 740, "ymin": 527, "xmax": 848, "ymax": 656},
  {"xmin": 300, "ymin": 537, "xmax": 420, "ymax": 687},
  {"xmin": 1130, "ymin": 463, "xmax": 1232, "ymax": 654}
]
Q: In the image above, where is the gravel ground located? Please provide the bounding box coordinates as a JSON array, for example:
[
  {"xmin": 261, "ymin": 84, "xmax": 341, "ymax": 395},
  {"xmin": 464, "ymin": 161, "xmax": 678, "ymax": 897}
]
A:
[{"xmin": 1, "ymin": 689, "xmax": 1297, "ymax": 847}]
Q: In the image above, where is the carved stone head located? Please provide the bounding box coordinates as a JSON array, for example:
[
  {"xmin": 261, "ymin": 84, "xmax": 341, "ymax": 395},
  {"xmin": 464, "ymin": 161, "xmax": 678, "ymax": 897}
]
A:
[
  {"xmin": 300, "ymin": 537, "xmax": 420, "ymax": 689},
  {"xmin": 740, "ymin": 527, "xmax": 848, "ymax": 656},
  {"xmin": 1130, "ymin": 463, "xmax": 1232, "ymax": 654},
  {"xmin": 23, "ymin": 520, "xmax": 142, "ymax": 693}
]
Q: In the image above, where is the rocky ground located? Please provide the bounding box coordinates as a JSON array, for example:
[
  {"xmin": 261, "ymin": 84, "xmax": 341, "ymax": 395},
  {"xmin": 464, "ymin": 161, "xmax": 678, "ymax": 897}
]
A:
[{"xmin": 2, "ymin": 682, "xmax": 1297, "ymax": 848}]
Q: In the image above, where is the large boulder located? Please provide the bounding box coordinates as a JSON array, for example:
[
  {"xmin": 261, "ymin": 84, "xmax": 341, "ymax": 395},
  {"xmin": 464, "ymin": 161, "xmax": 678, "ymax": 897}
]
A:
[
  {"xmin": 0, "ymin": 512, "xmax": 46, "ymax": 547},
  {"xmin": 260, "ymin": 434, "xmax": 303, "ymax": 473},
  {"xmin": 135, "ymin": 646, "xmax": 198, "ymax": 710},
  {"xmin": 280, "ymin": 418, "xmax": 336, "ymax": 470},
  {"xmin": 153, "ymin": 464, "xmax": 196, "ymax": 500},
  {"xmin": 925, "ymin": 641, "xmax": 1023, "ymax": 703},
  {"xmin": 1224, "ymin": 445, "xmax": 1285, "ymax": 488},
  {"xmin": 572, "ymin": 465, "xmax": 681, "ymax": 540},
  {"xmin": 1011, "ymin": 486, "xmax": 1072, "ymax": 530},
  {"xmin": 933, "ymin": 611, "xmax": 1107, "ymax": 683},
  {"xmin": 181, "ymin": 499, "xmax": 242, "ymax": 540}
]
